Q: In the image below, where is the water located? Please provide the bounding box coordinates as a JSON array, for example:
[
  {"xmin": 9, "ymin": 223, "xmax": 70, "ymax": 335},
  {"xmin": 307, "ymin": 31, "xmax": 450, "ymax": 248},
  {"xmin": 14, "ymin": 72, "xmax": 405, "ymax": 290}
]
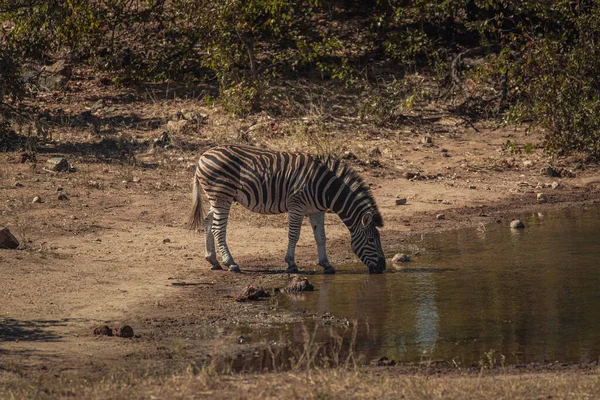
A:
[{"xmin": 284, "ymin": 205, "xmax": 600, "ymax": 366}]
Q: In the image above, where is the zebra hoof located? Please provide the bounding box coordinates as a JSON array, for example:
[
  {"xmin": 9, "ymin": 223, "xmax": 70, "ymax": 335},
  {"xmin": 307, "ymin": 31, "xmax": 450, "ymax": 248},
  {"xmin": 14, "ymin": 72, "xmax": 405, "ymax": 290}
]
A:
[
  {"xmin": 210, "ymin": 265, "xmax": 223, "ymax": 271},
  {"xmin": 285, "ymin": 266, "xmax": 300, "ymax": 274},
  {"xmin": 323, "ymin": 267, "xmax": 336, "ymax": 275},
  {"xmin": 228, "ymin": 265, "xmax": 241, "ymax": 273}
]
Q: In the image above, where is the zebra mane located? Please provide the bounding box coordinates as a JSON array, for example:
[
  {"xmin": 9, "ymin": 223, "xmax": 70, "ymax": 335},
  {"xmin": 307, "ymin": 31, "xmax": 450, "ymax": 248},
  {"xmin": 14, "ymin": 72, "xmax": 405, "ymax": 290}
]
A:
[{"xmin": 317, "ymin": 155, "xmax": 383, "ymax": 227}]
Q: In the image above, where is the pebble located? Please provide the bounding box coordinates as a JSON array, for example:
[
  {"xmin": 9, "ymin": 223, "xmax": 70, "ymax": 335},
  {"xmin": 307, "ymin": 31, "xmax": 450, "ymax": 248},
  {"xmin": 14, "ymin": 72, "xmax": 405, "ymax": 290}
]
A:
[
  {"xmin": 57, "ymin": 191, "xmax": 69, "ymax": 200},
  {"xmin": 510, "ymin": 219, "xmax": 525, "ymax": 229},
  {"xmin": 162, "ymin": 238, "xmax": 171, "ymax": 244},
  {"xmin": 392, "ymin": 253, "xmax": 410, "ymax": 263},
  {"xmin": 436, "ymin": 214, "xmax": 446, "ymax": 220},
  {"xmin": 537, "ymin": 193, "xmax": 548, "ymax": 203},
  {"xmin": 14, "ymin": 182, "xmax": 23, "ymax": 187},
  {"xmin": 32, "ymin": 196, "xmax": 43, "ymax": 203},
  {"xmin": 395, "ymin": 198, "xmax": 407, "ymax": 206},
  {"xmin": 551, "ymin": 182, "xmax": 560, "ymax": 190}
]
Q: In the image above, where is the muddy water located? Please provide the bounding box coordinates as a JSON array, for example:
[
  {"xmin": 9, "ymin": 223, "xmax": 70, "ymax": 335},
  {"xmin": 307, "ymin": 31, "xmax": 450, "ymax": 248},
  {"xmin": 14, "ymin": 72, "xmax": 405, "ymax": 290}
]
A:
[{"xmin": 287, "ymin": 205, "xmax": 600, "ymax": 366}]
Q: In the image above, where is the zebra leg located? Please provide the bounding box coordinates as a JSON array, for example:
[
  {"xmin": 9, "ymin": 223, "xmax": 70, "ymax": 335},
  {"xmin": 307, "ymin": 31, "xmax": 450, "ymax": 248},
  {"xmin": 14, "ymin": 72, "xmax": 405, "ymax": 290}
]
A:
[
  {"xmin": 309, "ymin": 212, "xmax": 335, "ymax": 274},
  {"xmin": 284, "ymin": 211, "xmax": 304, "ymax": 273},
  {"xmin": 211, "ymin": 201, "xmax": 241, "ymax": 273},
  {"xmin": 203, "ymin": 208, "xmax": 222, "ymax": 270}
]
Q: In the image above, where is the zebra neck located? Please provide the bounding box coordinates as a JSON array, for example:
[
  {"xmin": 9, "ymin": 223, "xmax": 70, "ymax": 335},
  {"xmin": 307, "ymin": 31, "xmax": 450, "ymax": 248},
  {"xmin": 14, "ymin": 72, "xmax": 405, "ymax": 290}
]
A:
[{"xmin": 324, "ymin": 178, "xmax": 364, "ymax": 230}]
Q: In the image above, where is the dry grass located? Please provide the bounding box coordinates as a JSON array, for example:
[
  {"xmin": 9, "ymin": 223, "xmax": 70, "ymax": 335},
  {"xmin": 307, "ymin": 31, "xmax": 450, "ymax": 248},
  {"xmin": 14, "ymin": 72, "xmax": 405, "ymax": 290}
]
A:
[{"xmin": 2, "ymin": 367, "xmax": 599, "ymax": 400}]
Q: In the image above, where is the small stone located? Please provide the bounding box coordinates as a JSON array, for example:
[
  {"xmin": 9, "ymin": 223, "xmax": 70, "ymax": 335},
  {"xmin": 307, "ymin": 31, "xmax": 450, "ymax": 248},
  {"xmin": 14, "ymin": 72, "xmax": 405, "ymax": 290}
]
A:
[
  {"xmin": 395, "ymin": 198, "xmax": 407, "ymax": 206},
  {"xmin": 403, "ymin": 171, "xmax": 417, "ymax": 180},
  {"xmin": 90, "ymin": 99, "xmax": 105, "ymax": 113},
  {"xmin": 540, "ymin": 166, "xmax": 560, "ymax": 177},
  {"xmin": 56, "ymin": 187, "xmax": 63, "ymax": 192},
  {"xmin": 92, "ymin": 325, "xmax": 113, "ymax": 336},
  {"xmin": 32, "ymin": 196, "xmax": 43, "ymax": 204},
  {"xmin": 523, "ymin": 160, "xmax": 533, "ymax": 167},
  {"xmin": 436, "ymin": 214, "xmax": 446, "ymax": 220},
  {"xmin": 510, "ymin": 219, "xmax": 525, "ymax": 229},
  {"xmin": 537, "ymin": 193, "xmax": 548, "ymax": 203},
  {"xmin": 551, "ymin": 182, "xmax": 560, "ymax": 190},
  {"xmin": 14, "ymin": 182, "xmax": 23, "ymax": 187},
  {"xmin": 46, "ymin": 157, "xmax": 70, "ymax": 172},
  {"xmin": 113, "ymin": 324, "xmax": 134, "ymax": 338},
  {"xmin": 235, "ymin": 286, "xmax": 270, "ymax": 302},
  {"xmin": 392, "ymin": 253, "xmax": 410, "ymax": 263},
  {"xmin": 162, "ymin": 238, "xmax": 171, "ymax": 244},
  {"xmin": 0, "ymin": 227, "xmax": 19, "ymax": 249},
  {"xmin": 469, "ymin": 185, "xmax": 477, "ymax": 190},
  {"xmin": 284, "ymin": 276, "xmax": 314, "ymax": 293},
  {"xmin": 132, "ymin": 176, "xmax": 141, "ymax": 183},
  {"xmin": 16, "ymin": 152, "xmax": 30, "ymax": 163},
  {"xmin": 421, "ymin": 136, "xmax": 433, "ymax": 145},
  {"xmin": 57, "ymin": 191, "xmax": 69, "ymax": 200}
]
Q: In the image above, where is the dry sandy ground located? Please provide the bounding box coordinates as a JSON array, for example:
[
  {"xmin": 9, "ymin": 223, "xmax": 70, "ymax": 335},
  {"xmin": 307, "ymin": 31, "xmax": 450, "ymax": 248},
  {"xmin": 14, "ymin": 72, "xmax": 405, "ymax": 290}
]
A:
[{"xmin": 1, "ymin": 75, "xmax": 600, "ymax": 398}]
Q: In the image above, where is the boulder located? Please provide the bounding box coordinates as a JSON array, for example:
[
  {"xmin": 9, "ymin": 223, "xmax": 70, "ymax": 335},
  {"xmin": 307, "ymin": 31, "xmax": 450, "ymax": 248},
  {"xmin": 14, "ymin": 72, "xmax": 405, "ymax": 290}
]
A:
[{"xmin": 38, "ymin": 60, "xmax": 72, "ymax": 91}]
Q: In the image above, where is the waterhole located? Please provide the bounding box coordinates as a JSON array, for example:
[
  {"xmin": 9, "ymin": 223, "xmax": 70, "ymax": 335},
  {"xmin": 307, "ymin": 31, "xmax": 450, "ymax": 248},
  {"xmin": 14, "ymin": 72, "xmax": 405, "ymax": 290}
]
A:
[{"xmin": 234, "ymin": 205, "xmax": 600, "ymax": 370}]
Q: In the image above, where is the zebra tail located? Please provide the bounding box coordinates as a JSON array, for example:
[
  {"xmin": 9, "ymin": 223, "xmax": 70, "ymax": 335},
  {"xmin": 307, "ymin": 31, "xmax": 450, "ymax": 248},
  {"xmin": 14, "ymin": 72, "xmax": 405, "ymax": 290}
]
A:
[{"xmin": 187, "ymin": 171, "xmax": 205, "ymax": 232}]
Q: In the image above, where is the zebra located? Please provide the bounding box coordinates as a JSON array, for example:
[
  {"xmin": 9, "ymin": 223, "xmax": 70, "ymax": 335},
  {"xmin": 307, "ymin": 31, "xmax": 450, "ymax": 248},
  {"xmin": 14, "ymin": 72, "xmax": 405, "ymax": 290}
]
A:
[{"xmin": 187, "ymin": 144, "xmax": 386, "ymax": 274}]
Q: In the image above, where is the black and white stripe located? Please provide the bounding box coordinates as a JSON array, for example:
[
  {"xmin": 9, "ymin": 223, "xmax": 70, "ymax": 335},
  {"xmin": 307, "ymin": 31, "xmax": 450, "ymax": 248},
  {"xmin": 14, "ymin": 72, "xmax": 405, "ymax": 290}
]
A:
[{"xmin": 188, "ymin": 144, "xmax": 385, "ymax": 273}]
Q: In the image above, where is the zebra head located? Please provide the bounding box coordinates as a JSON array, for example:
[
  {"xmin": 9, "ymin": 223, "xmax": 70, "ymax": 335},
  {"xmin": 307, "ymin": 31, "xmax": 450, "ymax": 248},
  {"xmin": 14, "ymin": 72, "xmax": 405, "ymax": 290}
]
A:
[{"xmin": 350, "ymin": 210, "xmax": 386, "ymax": 273}]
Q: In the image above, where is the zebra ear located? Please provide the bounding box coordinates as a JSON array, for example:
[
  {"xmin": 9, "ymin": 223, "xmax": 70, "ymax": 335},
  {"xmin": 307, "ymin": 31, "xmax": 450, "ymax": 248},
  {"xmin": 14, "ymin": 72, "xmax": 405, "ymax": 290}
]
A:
[{"xmin": 361, "ymin": 212, "xmax": 373, "ymax": 227}]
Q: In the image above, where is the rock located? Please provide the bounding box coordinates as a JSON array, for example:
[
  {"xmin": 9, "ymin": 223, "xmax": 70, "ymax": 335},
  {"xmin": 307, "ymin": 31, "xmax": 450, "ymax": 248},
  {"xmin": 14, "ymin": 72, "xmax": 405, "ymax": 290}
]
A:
[
  {"xmin": 235, "ymin": 286, "xmax": 270, "ymax": 302},
  {"xmin": 436, "ymin": 214, "xmax": 446, "ymax": 220},
  {"xmin": 57, "ymin": 191, "xmax": 69, "ymax": 201},
  {"xmin": 90, "ymin": 99, "xmax": 105, "ymax": 113},
  {"xmin": 32, "ymin": 196, "xmax": 43, "ymax": 203},
  {"xmin": 510, "ymin": 219, "xmax": 525, "ymax": 229},
  {"xmin": 421, "ymin": 136, "xmax": 433, "ymax": 145},
  {"xmin": 403, "ymin": 171, "xmax": 417, "ymax": 180},
  {"xmin": 537, "ymin": 193, "xmax": 548, "ymax": 203},
  {"xmin": 342, "ymin": 151, "xmax": 357, "ymax": 160},
  {"xmin": 46, "ymin": 157, "xmax": 70, "ymax": 172},
  {"xmin": 284, "ymin": 276, "xmax": 314, "ymax": 293},
  {"xmin": 113, "ymin": 324, "xmax": 134, "ymax": 338},
  {"xmin": 92, "ymin": 325, "xmax": 113, "ymax": 336},
  {"xmin": 523, "ymin": 160, "xmax": 533, "ymax": 167},
  {"xmin": 38, "ymin": 59, "xmax": 71, "ymax": 91},
  {"xmin": 16, "ymin": 152, "xmax": 30, "ymax": 163},
  {"xmin": 371, "ymin": 356, "xmax": 396, "ymax": 367},
  {"xmin": 551, "ymin": 182, "xmax": 560, "ymax": 190},
  {"xmin": 0, "ymin": 227, "xmax": 19, "ymax": 249},
  {"xmin": 395, "ymin": 198, "xmax": 407, "ymax": 206},
  {"xmin": 14, "ymin": 182, "xmax": 23, "ymax": 187},
  {"xmin": 153, "ymin": 131, "xmax": 171, "ymax": 148},
  {"xmin": 166, "ymin": 119, "xmax": 191, "ymax": 134},
  {"xmin": 469, "ymin": 185, "xmax": 477, "ymax": 190},
  {"xmin": 392, "ymin": 253, "xmax": 410, "ymax": 263},
  {"xmin": 162, "ymin": 238, "xmax": 171, "ymax": 244},
  {"xmin": 540, "ymin": 166, "xmax": 560, "ymax": 177}
]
